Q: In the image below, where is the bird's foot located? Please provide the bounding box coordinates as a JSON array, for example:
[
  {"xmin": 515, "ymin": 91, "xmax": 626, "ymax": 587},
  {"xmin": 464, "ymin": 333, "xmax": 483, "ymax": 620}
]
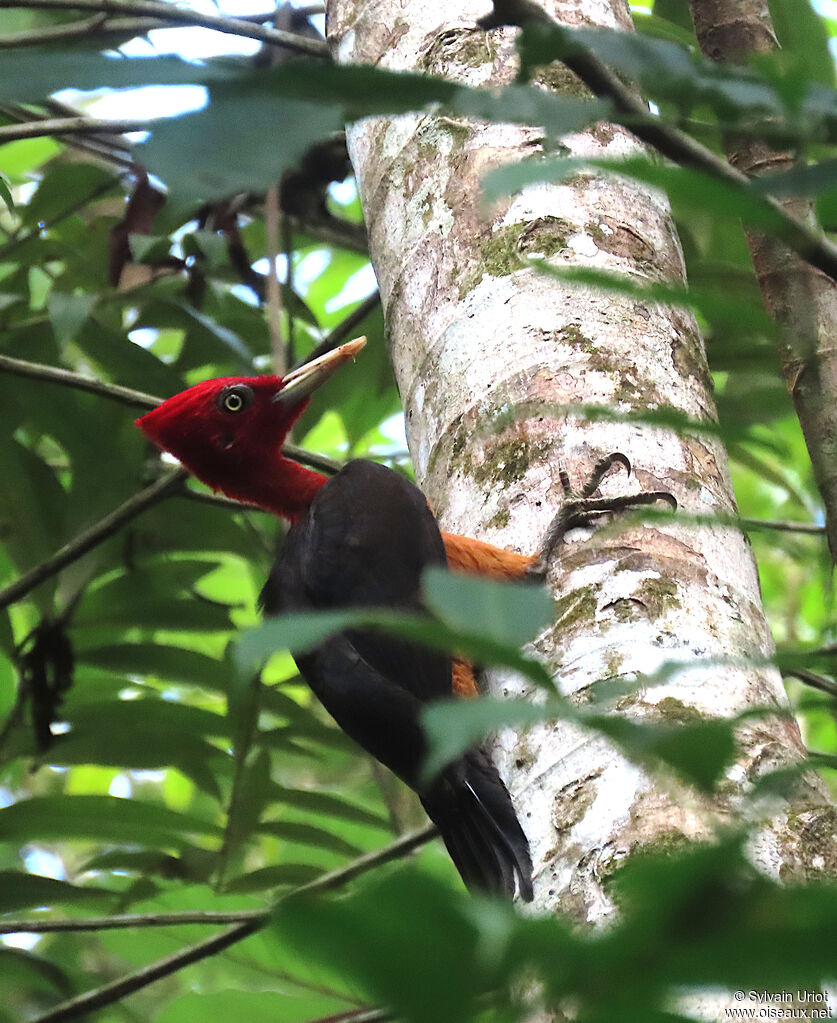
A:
[{"xmin": 526, "ymin": 453, "xmax": 676, "ymax": 580}]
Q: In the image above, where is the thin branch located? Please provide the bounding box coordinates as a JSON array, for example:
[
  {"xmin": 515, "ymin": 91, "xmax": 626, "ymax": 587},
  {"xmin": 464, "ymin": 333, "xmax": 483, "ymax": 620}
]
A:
[
  {"xmin": 33, "ymin": 918, "xmax": 265, "ymax": 1023},
  {"xmin": 0, "ymin": 0, "xmax": 329, "ymax": 57},
  {"xmin": 305, "ymin": 1010, "xmax": 393, "ymax": 1023},
  {"xmin": 0, "ymin": 9, "xmax": 286, "ymax": 47},
  {"xmin": 28, "ymin": 825, "xmax": 436, "ymax": 1023},
  {"xmin": 215, "ymin": 670, "xmax": 264, "ymax": 888},
  {"xmin": 0, "ymin": 175, "xmax": 126, "ymax": 261},
  {"xmin": 0, "ymin": 101, "xmax": 137, "ymax": 167},
  {"xmin": 0, "ymin": 909, "xmax": 265, "ymax": 934},
  {"xmin": 0, "ymin": 353, "xmax": 158, "ymax": 409},
  {"xmin": 0, "ymin": 116, "xmax": 148, "ymax": 144},
  {"xmin": 480, "ymin": 0, "xmax": 837, "ymax": 283},
  {"xmin": 264, "ymin": 184, "xmax": 285, "ymax": 372},
  {"xmin": 785, "ymin": 668, "xmax": 837, "ymax": 700},
  {"xmin": 0, "ymin": 469, "xmax": 188, "ymax": 610},
  {"xmin": 286, "ymin": 212, "xmax": 369, "ymax": 255},
  {"xmin": 279, "ymin": 442, "xmax": 341, "ymax": 476},
  {"xmin": 0, "ymin": 12, "xmax": 156, "ymax": 46},
  {"xmin": 178, "ymin": 488, "xmax": 265, "ymax": 514},
  {"xmin": 293, "ymin": 290, "xmax": 381, "ymax": 371},
  {"xmin": 740, "ymin": 517, "xmax": 825, "ymax": 536},
  {"xmin": 0, "ymin": 353, "xmax": 342, "ymax": 474},
  {"xmin": 0, "ymin": 353, "xmax": 825, "ymax": 526}
]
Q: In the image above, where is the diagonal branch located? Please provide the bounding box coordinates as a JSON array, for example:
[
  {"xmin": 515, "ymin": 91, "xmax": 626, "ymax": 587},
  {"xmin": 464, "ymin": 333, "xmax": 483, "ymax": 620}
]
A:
[
  {"xmin": 785, "ymin": 668, "xmax": 837, "ymax": 700},
  {"xmin": 0, "ymin": 116, "xmax": 148, "ymax": 144},
  {"xmin": 0, "ymin": 909, "xmax": 264, "ymax": 934},
  {"xmin": 0, "ymin": 0, "xmax": 330, "ymax": 56},
  {"xmin": 292, "ymin": 291, "xmax": 381, "ymax": 371},
  {"xmin": 480, "ymin": 0, "xmax": 837, "ymax": 283},
  {"xmin": 0, "ymin": 353, "xmax": 341, "ymax": 474},
  {"xmin": 28, "ymin": 825, "xmax": 436, "ymax": 1023},
  {"xmin": 0, "ymin": 353, "xmax": 158, "ymax": 408},
  {"xmin": 0, "ymin": 9, "xmax": 293, "ymax": 48},
  {"xmin": 0, "ymin": 469, "xmax": 188, "ymax": 610}
]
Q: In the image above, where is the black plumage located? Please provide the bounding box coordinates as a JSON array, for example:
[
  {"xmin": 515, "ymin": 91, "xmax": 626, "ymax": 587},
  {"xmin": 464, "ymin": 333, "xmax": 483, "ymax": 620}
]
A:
[{"xmin": 260, "ymin": 459, "xmax": 533, "ymax": 901}]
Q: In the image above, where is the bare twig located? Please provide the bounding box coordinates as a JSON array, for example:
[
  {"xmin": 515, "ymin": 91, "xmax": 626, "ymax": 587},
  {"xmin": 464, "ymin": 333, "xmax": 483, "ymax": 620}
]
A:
[
  {"xmin": 306, "ymin": 1010, "xmax": 393, "ymax": 1023},
  {"xmin": 0, "ymin": 353, "xmax": 342, "ymax": 474},
  {"xmin": 0, "ymin": 470, "xmax": 188, "ymax": 610},
  {"xmin": 785, "ymin": 668, "xmax": 837, "ymax": 700},
  {"xmin": 0, "ymin": 353, "xmax": 159, "ymax": 408},
  {"xmin": 28, "ymin": 825, "xmax": 436, "ymax": 1023},
  {"xmin": 178, "ymin": 488, "xmax": 264, "ymax": 514},
  {"xmin": 0, "ymin": 9, "xmax": 286, "ymax": 47},
  {"xmin": 0, "ymin": 176, "xmax": 128, "ymax": 262},
  {"xmin": 0, "ymin": 117, "xmax": 148, "ymax": 144},
  {"xmin": 480, "ymin": 0, "xmax": 837, "ymax": 283},
  {"xmin": 292, "ymin": 291, "xmax": 381, "ymax": 371},
  {"xmin": 32, "ymin": 918, "xmax": 265, "ymax": 1023},
  {"xmin": 264, "ymin": 184, "xmax": 285, "ymax": 372},
  {"xmin": 740, "ymin": 518, "xmax": 825, "ymax": 536},
  {"xmin": 0, "ymin": 0, "xmax": 329, "ymax": 57},
  {"xmin": 286, "ymin": 212, "xmax": 368, "ymax": 255},
  {"xmin": 0, "ymin": 909, "xmax": 265, "ymax": 934},
  {"xmin": 0, "ymin": 101, "xmax": 137, "ymax": 167},
  {"xmin": 214, "ymin": 670, "xmax": 263, "ymax": 888}
]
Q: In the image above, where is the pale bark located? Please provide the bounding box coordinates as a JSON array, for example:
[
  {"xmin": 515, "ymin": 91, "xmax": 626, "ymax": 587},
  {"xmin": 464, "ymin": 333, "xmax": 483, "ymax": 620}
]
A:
[
  {"xmin": 689, "ymin": 0, "xmax": 837, "ymax": 561},
  {"xmin": 326, "ymin": 0, "xmax": 834, "ymax": 943}
]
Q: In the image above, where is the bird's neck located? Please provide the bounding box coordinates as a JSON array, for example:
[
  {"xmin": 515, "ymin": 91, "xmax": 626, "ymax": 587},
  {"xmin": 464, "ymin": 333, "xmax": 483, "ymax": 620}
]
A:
[{"xmin": 227, "ymin": 456, "xmax": 327, "ymax": 522}]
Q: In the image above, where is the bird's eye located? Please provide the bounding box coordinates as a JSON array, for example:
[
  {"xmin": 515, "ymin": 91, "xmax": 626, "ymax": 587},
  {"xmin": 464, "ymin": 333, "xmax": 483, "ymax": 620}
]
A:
[{"xmin": 218, "ymin": 385, "xmax": 254, "ymax": 415}]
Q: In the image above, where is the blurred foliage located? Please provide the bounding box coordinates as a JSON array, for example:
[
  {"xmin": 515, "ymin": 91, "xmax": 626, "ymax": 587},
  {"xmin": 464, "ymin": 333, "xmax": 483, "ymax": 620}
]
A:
[{"xmin": 0, "ymin": 1, "xmax": 835, "ymax": 1022}]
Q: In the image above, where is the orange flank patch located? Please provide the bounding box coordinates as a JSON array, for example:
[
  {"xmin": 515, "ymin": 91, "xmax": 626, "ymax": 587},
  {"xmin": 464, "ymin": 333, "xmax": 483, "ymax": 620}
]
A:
[
  {"xmin": 442, "ymin": 531, "xmax": 536, "ymax": 580},
  {"xmin": 441, "ymin": 532, "xmax": 536, "ymax": 699},
  {"xmin": 452, "ymin": 658, "xmax": 480, "ymax": 698}
]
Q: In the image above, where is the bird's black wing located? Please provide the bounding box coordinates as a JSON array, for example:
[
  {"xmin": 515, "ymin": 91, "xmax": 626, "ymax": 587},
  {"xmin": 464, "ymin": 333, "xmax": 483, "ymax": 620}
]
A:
[
  {"xmin": 260, "ymin": 459, "xmax": 451, "ymax": 783},
  {"xmin": 260, "ymin": 459, "xmax": 533, "ymax": 900}
]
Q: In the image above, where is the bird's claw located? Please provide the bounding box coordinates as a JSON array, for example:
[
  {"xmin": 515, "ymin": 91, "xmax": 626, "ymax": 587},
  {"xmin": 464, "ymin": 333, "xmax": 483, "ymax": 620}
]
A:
[{"xmin": 531, "ymin": 453, "xmax": 676, "ymax": 578}]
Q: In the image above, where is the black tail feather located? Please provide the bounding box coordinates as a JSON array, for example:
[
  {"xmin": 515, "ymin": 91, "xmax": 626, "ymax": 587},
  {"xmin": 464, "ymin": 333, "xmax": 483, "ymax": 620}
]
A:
[{"xmin": 421, "ymin": 747, "xmax": 533, "ymax": 902}]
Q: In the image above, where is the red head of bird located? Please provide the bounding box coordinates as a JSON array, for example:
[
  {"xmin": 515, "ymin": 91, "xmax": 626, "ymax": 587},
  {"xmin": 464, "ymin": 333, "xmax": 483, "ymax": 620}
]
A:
[{"xmin": 136, "ymin": 337, "xmax": 365, "ymax": 520}]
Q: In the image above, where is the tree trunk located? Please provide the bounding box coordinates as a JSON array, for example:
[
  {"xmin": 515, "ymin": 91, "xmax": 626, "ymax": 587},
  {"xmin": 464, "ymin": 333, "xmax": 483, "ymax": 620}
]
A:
[
  {"xmin": 689, "ymin": 0, "xmax": 837, "ymax": 561},
  {"xmin": 325, "ymin": 0, "xmax": 834, "ymax": 926}
]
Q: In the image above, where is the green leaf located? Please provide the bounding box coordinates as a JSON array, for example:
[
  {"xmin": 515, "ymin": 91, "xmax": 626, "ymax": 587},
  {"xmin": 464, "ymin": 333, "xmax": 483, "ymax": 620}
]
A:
[
  {"xmin": 257, "ymin": 820, "xmax": 362, "ymax": 857},
  {"xmin": 0, "ymin": 437, "xmax": 67, "ymax": 609},
  {"xmin": 422, "ymin": 566, "xmax": 553, "ymax": 648},
  {"xmin": 77, "ymin": 643, "xmax": 229, "ymax": 691},
  {"xmin": 528, "ymin": 260, "xmax": 778, "ymax": 339},
  {"xmin": 484, "ymin": 155, "xmax": 789, "ymax": 237},
  {"xmin": 141, "ymin": 59, "xmax": 603, "ymax": 202},
  {"xmin": 155, "ymin": 990, "xmax": 349, "ymax": 1023},
  {"xmin": 46, "ymin": 291, "xmax": 96, "ymax": 349},
  {"xmin": 0, "ymin": 796, "xmax": 221, "ymax": 848},
  {"xmin": 235, "ymin": 606, "xmax": 554, "ymax": 689},
  {"xmin": 422, "ymin": 697, "xmax": 550, "ymax": 780},
  {"xmin": 0, "ymin": 948, "xmax": 73, "ymax": 1004},
  {"xmin": 50, "ymin": 699, "xmax": 229, "ymax": 798},
  {"xmin": 142, "ymin": 90, "xmax": 344, "ymax": 205},
  {"xmin": 22, "ymin": 162, "xmax": 116, "ymax": 228},
  {"xmin": 0, "ymin": 871, "xmax": 112, "ymax": 914},
  {"xmin": 0, "ymin": 50, "xmax": 234, "ymax": 101},
  {"xmin": 0, "ymin": 173, "xmax": 13, "ymax": 214},
  {"xmin": 224, "ymin": 863, "xmax": 324, "ymax": 893},
  {"xmin": 271, "ymin": 872, "xmax": 489, "ymax": 1023},
  {"xmin": 73, "ymin": 560, "xmax": 232, "ymax": 631},
  {"xmin": 753, "ymin": 158, "xmax": 837, "ymax": 199},
  {"xmin": 267, "ymin": 782, "xmax": 390, "ymax": 830},
  {"xmin": 588, "ymin": 714, "xmax": 737, "ymax": 792},
  {"xmin": 767, "ymin": 0, "xmax": 834, "ymax": 87}
]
